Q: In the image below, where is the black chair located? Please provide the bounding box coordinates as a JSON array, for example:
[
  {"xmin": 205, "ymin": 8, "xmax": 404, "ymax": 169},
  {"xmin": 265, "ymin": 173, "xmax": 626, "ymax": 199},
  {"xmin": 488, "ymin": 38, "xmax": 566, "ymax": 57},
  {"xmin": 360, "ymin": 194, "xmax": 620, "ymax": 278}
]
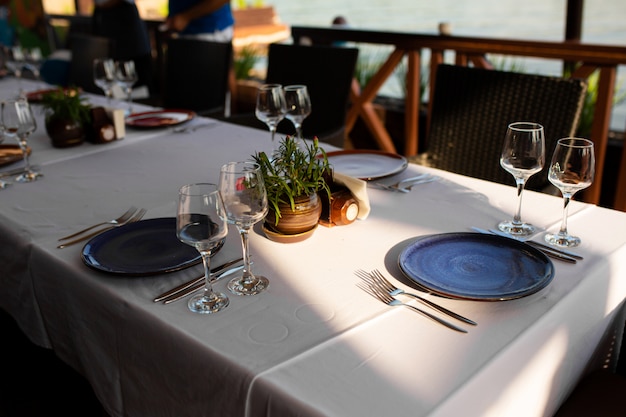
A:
[
  {"xmin": 67, "ymin": 34, "xmax": 114, "ymax": 95},
  {"xmin": 266, "ymin": 43, "xmax": 358, "ymax": 147},
  {"xmin": 223, "ymin": 43, "xmax": 358, "ymax": 148},
  {"xmin": 161, "ymin": 38, "xmax": 233, "ymax": 117},
  {"xmin": 414, "ymin": 64, "xmax": 587, "ymax": 192}
]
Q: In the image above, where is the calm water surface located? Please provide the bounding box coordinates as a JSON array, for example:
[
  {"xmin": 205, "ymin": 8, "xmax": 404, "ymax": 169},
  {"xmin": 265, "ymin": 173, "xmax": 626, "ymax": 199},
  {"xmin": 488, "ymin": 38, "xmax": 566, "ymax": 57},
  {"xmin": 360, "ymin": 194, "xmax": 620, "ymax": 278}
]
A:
[{"xmin": 268, "ymin": 0, "xmax": 626, "ymax": 130}]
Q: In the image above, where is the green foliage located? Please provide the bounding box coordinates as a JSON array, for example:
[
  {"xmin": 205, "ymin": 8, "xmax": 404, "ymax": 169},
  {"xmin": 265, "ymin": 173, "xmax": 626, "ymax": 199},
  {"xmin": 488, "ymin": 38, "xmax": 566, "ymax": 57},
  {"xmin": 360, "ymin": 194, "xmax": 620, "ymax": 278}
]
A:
[
  {"xmin": 252, "ymin": 136, "xmax": 331, "ymax": 222},
  {"xmin": 354, "ymin": 49, "xmax": 386, "ymax": 90},
  {"xmin": 234, "ymin": 45, "xmax": 259, "ymax": 80},
  {"xmin": 41, "ymin": 90, "xmax": 91, "ymax": 124}
]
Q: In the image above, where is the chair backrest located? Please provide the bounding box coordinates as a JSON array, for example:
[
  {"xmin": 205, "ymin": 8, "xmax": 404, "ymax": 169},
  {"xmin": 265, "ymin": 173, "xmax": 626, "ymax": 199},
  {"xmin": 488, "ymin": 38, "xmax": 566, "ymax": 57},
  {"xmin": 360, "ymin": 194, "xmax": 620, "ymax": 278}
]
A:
[
  {"xmin": 265, "ymin": 43, "xmax": 359, "ymax": 147},
  {"xmin": 67, "ymin": 34, "xmax": 114, "ymax": 94},
  {"xmin": 162, "ymin": 38, "xmax": 232, "ymax": 116},
  {"xmin": 422, "ymin": 64, "xmax": 587, "ymax": 191}
]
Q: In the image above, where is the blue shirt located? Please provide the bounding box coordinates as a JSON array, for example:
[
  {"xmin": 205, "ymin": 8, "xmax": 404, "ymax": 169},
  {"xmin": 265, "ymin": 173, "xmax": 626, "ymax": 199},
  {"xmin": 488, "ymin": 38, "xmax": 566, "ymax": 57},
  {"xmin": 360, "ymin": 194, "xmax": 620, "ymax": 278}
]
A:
[{"xmin": 168, "ymin": 1, "xmax": 234, "ymax": 35}]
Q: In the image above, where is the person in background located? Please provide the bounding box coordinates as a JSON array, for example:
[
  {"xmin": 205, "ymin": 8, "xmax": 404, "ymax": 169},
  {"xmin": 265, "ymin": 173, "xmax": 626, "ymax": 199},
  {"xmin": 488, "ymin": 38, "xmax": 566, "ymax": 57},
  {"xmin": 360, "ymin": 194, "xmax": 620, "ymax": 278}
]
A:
[
  {"xmin": 92, "ymin": 0, "xmax": 153, "ymax": 92},
  {"xmin": 165, "ymin": 0, "xmax": 234, "ymax": 42}
]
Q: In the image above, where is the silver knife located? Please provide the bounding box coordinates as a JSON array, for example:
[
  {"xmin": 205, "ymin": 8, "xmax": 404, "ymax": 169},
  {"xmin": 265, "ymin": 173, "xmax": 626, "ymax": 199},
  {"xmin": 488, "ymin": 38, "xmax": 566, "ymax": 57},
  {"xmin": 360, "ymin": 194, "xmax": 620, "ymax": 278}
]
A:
[
  {"xmin": 161, "ymin": 264, "xmax": 245, "ymax": 304},
  {"xmin": 0, "ymin": 167, "xmax": 27, "ymax": 179},
  {"xmin": 471, "ymin": 227, "xmax": 578, "ymax": 264},
  {"xmin": 153, "ymin": 257, "xmax": 243, "ymax": 302}
]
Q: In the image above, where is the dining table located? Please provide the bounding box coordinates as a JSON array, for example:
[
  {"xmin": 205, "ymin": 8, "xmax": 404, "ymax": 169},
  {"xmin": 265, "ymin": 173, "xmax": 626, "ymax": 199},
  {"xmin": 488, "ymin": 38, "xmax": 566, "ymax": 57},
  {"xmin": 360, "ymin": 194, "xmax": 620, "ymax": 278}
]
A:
[{"xmin": 1, "ymin": 77, "xmax": 626, "ymax": 417}]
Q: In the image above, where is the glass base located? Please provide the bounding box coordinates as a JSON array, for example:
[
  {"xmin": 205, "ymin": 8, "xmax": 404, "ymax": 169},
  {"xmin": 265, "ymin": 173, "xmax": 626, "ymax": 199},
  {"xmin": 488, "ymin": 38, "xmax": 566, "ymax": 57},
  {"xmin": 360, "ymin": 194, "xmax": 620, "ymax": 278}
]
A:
[
  {"xmin": 188, "ymin": 292, "xmax": 229, "ymax": 314},
  {"xmin": 228, "ymin": 275, "xmax": 269, "ymax": 296},
  {"xmin": 498, "ymin": 220, "xmax": 535, "ymax": 237},
  {"xmin": 544, "ymin": 232, "xmax": 581, "ymax": 248},
  {"xmin": 15, "ymin": 171, "xmax": 43, "ymax": 183}
]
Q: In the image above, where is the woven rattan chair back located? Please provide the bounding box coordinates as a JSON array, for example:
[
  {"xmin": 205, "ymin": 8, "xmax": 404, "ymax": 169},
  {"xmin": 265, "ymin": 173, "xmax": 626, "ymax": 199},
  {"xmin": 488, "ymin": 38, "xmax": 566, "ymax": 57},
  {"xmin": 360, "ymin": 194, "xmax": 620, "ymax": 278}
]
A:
[{"xmin": 420, "ymin": 64, "xmax": 587, "ymax": 191}]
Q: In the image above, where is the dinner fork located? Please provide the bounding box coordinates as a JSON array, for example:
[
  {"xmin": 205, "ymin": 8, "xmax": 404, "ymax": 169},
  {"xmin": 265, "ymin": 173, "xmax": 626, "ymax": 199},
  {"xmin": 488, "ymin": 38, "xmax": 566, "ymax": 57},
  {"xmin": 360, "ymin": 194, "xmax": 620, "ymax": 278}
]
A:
[
  {"xmin": 357, "ymin": 282, "xmax": 467, "ymax": 333},
  {"xmin": 58, "ymin": 206, "xmax": 138, "ymax": 241},
  {"xmin": 370, "ymin": 174, "xmax": 435, "ymax": 193},
  {"xmin": 356, "ymin": 269, "xmax": 477, "ymax": 326},
  {"xmin": 57, "ymin": 208, "xmax": 146, "ymax": 249}
]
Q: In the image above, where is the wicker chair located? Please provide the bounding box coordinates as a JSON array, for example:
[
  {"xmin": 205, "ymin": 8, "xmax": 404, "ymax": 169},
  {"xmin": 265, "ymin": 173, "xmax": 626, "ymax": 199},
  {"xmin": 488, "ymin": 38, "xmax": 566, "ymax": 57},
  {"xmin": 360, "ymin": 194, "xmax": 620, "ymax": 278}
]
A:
[
  {"xmin": 415, "ymin": 64, "xmax": 587, "ymax": 192},
  {"xmin": 161, "ymin": 38, "xmax": 233, "ymax": 117}
]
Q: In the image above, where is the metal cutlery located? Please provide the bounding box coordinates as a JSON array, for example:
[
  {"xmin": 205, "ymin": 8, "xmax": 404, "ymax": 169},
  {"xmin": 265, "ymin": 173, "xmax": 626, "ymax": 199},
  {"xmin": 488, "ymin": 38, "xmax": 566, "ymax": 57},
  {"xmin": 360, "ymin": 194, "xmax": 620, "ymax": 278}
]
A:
[
  {"xmin": 357, "ymin": 281, "xmax": 467, "ymax": 333},
  {"xmin": 57, "ymin": 208, "xmax": 146, "ymax": 249},
  {"xmin": 58, "ymin": 207, "xmax": 138, "ymax": 241},
  {"xmin": 471, "ymin": 227, "xmax": 580, "ymax": 264},
  {"xmin": 370, "ymin": 174, "xmax": 436, "ymax": 193},
  {"xmin": 172, "ymin": 122, "xmax": 218, "ymax": 134},
  {"xmin": 160, "ymin": 263, "xmax": 246, "ymax": 304},
  {"xmin": 356, "ymin": 269, "xmax": 477, "ymax": 326},
  {"xmin": 153, "ymin": 257, "xmax": 244, "ymax": 302},
  {"xmin": 0, "ymin": 167, "xmax": 30, "ymax": 179}
]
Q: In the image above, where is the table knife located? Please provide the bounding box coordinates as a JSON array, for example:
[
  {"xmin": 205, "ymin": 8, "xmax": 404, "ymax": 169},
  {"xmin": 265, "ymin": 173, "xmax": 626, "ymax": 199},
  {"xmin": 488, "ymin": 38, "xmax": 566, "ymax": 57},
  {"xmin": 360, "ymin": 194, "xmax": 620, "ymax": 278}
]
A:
[
  {"xmin": 153, "ymin": 257, "xmax": 243, "ymax": 302},
  {"xmin": 161, "ymin": 264, "xmax": 245, "ymax": 304}
]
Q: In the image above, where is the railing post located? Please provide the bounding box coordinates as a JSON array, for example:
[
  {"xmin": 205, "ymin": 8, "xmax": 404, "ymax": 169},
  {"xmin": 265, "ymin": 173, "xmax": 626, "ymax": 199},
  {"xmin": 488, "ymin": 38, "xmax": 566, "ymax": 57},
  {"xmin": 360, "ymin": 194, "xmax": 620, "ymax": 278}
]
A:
[{"xmin": 404, "ymin": 50, "xmax": 421, "ymax": 156}]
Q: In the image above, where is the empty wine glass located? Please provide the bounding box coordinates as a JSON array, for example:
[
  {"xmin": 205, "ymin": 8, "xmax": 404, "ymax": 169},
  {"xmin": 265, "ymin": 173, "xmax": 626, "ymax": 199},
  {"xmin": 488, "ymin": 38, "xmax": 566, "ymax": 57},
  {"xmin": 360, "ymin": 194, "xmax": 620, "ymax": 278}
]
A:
[
  {"xmin": 115, "ymin": 60, "xmax": 138, "ymax": 114},
  {"xmin": 544, "ymin": 138, "xmax": 595, "ymax": 248},
  {"xmin": 498, "ymin": 122, "xmax": 545, "ymax": 237},
  {"xmin": 0, "ymin": 113, "xmax": 10, "ymax": 189},
  {"xmin": 93, "ymin": 58, "xmax": 116, "ymax": 105},
  {"xmin": 24, "ymin": 47, "xmax": 43, "ymax": 80},
  {"xmin": 5, "ymin": 46, "xmax": 25, "ymax": 94},
  {"xmin": 255, "ymin": 83, "xmax": 286, "ymax": 144},
  {"xmin": 176, "ymin": 183, "xmax": 230, "ymax": 314},
  {"xmin": 219, "ymin": 161, "xmax": 269, "ymax": 296},
  {"xmin": 13, "ymin": 98, "xmax": 42, "ymax": 182},
  {"xmin": 284, "ymin": 85, "xmax": 311, "ymax": 139}
]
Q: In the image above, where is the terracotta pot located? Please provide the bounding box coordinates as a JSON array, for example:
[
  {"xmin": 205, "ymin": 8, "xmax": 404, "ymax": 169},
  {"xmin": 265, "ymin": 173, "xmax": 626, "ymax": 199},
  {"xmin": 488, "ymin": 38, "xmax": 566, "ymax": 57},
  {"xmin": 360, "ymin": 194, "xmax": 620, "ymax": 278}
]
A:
[
  {"xmin": 264, "ymin": 193, "xmax": 322, "ymax": 236},
  {"xmin": 45, "ymin": 117, "xmax": 85, "ymax": 148}
]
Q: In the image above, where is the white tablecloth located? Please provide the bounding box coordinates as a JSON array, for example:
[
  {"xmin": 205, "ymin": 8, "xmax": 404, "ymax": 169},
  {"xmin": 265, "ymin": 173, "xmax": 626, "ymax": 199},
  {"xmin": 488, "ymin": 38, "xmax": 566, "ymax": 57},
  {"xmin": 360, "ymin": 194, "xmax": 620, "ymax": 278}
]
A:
[{"xmin": 1, "ymin": 78, "xmax": 626, "ymax": 417}]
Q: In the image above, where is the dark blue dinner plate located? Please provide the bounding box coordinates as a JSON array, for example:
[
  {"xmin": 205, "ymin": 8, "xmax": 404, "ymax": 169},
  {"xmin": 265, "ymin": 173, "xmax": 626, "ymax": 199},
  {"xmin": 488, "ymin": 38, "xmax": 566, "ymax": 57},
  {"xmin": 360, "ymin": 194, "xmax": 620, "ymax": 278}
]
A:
[
  {"xmin": 398, "ymin": 232, "xmax": 554, "ymax": 301},
  {"xmin": 81, "ymin": 218, "xmax": 222, "ymax": 276}
]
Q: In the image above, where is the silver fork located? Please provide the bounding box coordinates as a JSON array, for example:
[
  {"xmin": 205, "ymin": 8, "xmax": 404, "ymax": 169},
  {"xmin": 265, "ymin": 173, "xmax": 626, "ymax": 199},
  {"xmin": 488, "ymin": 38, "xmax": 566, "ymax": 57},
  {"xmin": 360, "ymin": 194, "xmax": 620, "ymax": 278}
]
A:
[
  {"xmin": 357, "ymin": 281, "xmax": 467, "ymax": 333},
  {"xmin": 357, "ymin": 269, "xmax": 477, "ymax": 326},
  {"xmin": 58, "ymin": 206, "xmax": 137, "ymax": 241},
  {"xmin": 57, "ymin": 208, "xmax": 146, "ymax": 249},
  {"xmin": 371, "ymin": 174, "xmax": 435, "ymax": 193}
]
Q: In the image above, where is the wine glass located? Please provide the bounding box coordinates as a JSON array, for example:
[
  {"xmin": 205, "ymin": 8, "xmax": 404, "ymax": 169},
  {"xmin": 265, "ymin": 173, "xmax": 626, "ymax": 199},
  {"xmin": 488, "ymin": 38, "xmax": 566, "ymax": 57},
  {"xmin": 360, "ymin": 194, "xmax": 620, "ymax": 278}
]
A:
[
  {"xmin": 498, "ymin": 122, "xmax": 545, "ymax": 237},
  {"xmin": 176, "ymin": 183, "xmax": 230, "ymax": 314},
  {"xmin": 115, "ymin": 60, "xmax": 138, "ymax": 114},
  {"xmin": 13, "ymin": 98, "xmax": 42, "ymax": 182},
  {"xmin": 283, "ymin": 85, "xmax": 311, "ymax": 139},
  {"xmin": 255, "ymin": 83, "xmax": 286, "ymax": 144},
  {"xmin": 4, "ymin": 46, "xmax": 25, "ymax": 94},
  {"xmin": 24, "ymin": 47, "xmax": 43, "ymax": 81},
  {"xmin": 544, "ymin": 138, "xmax": 595, "ymax": 248},
  {"xmin": 93, "ymin": 58, "xmax": 116, "ymax": 105},
  {"xmin": 219, "ymin": 161, "xmax": 269, "ymax": 296},
  {"xmin": 0, "ymin": 109, "xmax": 10, "ymax": 189}
]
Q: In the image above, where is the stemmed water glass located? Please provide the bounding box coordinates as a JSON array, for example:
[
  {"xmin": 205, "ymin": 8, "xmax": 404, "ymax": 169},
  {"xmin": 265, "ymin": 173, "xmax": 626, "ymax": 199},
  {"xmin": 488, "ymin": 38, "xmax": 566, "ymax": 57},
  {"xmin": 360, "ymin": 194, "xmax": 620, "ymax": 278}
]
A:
[
  {"xmin": 4, "ymin": 46, "xmax": 25, "ymax": 94},
  {"xmin": 283, "ymin": 85, "xmax": 311, "ymax": 139},
  {"xmin": 255, "ymin": 83, "xmax": 286, "ymax": 145},
  {"xmin": 115, "ymin": 60, "xmax": 138, "ymax": 114},
  {"xmin": 498, "ymin": 122, "xmax": 545, "ymax": 237},
  {"xmin": 13, "ymin": 98, "xmax": 42, "ymax": 182},
  {"xmin": 544, "ymin": 138, "xmax": 595, "ymax": 248},
  {"xmin": 176, "ymin": 183, "xmax": 230, "ymax": 314},
  {"xmin": 219, "ymin": 161, "xmax": 270, "ymax": 296},
  {"xmin": 93, "ymin": 58, "xmax": 116, "ymax": 105}
]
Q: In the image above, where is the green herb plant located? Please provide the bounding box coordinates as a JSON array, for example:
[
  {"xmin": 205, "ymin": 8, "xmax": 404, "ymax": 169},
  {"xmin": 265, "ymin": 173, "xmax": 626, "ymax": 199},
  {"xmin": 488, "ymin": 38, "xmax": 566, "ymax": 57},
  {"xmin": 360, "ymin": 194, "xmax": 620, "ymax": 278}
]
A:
[
  {"xmin": 41, "ymin": 89, "xmax": 91, "ymax": 125},
  {"xmin": 253, "ymin": 136, "xmax": 331, "ymax": 224}
]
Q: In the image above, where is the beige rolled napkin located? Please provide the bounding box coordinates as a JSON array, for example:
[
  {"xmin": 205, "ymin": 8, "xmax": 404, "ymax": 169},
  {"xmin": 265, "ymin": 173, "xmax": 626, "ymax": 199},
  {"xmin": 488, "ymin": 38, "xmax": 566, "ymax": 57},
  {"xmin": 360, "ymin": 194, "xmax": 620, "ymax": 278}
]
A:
[{"xmin": 332, "ymin": 171, "xmax": 371, "ymax": 220}]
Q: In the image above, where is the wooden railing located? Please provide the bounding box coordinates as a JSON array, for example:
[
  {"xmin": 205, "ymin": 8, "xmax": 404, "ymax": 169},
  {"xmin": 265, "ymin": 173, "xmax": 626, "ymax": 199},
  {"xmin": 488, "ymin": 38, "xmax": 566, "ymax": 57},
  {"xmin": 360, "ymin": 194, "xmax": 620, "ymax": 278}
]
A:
[{"xmin": 291, "ymin": 26, "xmax": 626, "ymax": 211}]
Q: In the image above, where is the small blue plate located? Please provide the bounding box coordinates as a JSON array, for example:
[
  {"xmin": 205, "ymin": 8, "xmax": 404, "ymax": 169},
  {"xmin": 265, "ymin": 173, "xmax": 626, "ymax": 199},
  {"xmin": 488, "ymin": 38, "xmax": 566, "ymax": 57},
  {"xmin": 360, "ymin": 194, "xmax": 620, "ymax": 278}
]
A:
[
  {"xmin": 81, "ymin": 218, "xmax": 221, "ymax": 276},
  {"xmin": 398, "ymin": 232, "xmax": 554, "ymax": 301}
]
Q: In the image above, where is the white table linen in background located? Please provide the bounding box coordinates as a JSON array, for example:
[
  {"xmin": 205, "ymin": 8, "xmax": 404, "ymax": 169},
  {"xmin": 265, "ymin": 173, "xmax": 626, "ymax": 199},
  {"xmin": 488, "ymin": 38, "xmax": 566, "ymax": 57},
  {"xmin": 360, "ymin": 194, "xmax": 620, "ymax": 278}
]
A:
[{"xmin": 1, "ymin": 77, "xmax": 626, "ymax": 417}]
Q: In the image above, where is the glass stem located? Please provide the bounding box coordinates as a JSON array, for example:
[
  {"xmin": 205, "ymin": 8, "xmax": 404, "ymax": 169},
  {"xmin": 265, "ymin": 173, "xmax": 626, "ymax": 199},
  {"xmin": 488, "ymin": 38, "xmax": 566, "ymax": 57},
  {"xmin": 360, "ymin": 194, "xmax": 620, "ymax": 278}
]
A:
[
  {"xmin": 200, "ymin": 250, "xmax": 217, "ymax": 298},
  {"xmin": 126, "ymin": 88, "xmax": 133, "ymax": 112},
  {"xmin": 18, "ymin": 137, "xmax": 33, "ymax": 171},
  {"xmin": 270, "ymin": 127, "xmax": 276, "ymax": 142},
  {"xmin": 296, "ymin": 125, "xmax": 302, "ymax": 139},
  {"xmin": 513, "ymin": 177, "xmax": 526, "ymax": 225},
  {"xmin": 558, "ymin": 193, "xmax": 573, "ymax": 235},
  {"xmin": 238, "ymin": 226, "xmax": 256, "ymax": 286}
]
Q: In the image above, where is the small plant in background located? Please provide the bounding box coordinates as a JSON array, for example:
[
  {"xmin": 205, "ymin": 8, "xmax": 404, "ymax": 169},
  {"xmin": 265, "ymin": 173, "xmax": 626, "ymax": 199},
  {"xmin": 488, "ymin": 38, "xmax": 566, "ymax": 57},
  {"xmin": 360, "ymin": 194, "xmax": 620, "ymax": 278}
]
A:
[
  {"xmin": 354, "ymin": 49, "xmax": 387, "ymax": 90},
  {"xmin": 234, "ymin": 45, "xmax": 259, "ymax": 80}
]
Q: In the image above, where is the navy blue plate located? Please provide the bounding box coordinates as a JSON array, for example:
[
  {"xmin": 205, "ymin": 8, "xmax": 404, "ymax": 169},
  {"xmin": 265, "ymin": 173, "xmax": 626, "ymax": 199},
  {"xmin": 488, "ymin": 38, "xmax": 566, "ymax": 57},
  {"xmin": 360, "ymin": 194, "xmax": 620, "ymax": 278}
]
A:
[
  {"xmin": 81, "ymin": 218, "xmax": 221, "ymax": 276},
  {"xmin": 398, "ymin": 232, "xmax": 554, "ymax": 301}
]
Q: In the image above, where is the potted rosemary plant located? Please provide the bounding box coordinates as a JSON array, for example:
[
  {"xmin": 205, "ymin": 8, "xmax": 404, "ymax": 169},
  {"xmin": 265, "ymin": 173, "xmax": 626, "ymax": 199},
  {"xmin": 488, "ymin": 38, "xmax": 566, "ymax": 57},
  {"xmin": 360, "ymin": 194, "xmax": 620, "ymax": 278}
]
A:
[
  {"xmin": 253, "ymin": 136, "xmax": 331, "ymax": 240},
  {"xmin": 41, "ymin": 89, "xmax": 91, "ymax": 148}
]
